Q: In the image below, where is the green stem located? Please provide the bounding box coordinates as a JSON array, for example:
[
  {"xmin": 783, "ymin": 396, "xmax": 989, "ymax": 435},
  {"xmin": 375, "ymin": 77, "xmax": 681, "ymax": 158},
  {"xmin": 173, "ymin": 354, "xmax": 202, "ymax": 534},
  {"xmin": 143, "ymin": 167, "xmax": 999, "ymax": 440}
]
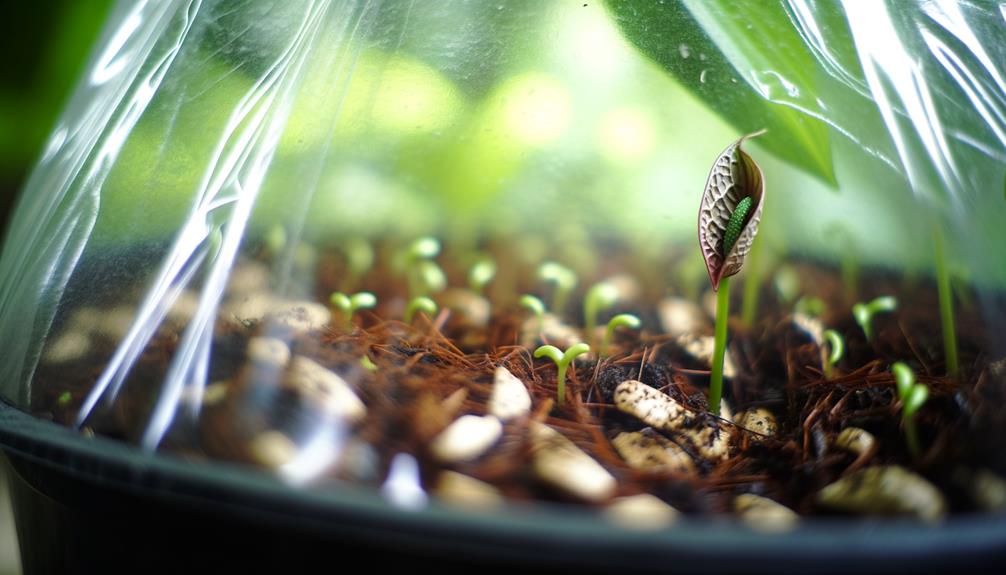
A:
[
  {"xmin": 709, "ymin": 276, "xmax": 731, "ymax": 416},
  {"xmin": 556, "ymin": 363, "xmax": 568, "ymax": 407},
  {"xmin": 933, "ymin": 225, "xmax": 959, "ymax": 379},
  {"xmin": 904, "ymin": 417, "xmax": 921, "ymax": 459},
  {"xmin": 740, "ymin": 237, "xmax": 762, "ymax": 327}
]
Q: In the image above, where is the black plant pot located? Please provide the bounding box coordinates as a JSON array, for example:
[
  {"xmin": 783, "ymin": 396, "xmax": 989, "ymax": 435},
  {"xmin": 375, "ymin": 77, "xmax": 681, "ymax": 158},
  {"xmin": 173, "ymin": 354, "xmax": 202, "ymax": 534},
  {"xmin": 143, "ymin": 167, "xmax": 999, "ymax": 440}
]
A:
[{"xmin": 1, "ymin": 400, "xmax": 1004, "ymax": 575}]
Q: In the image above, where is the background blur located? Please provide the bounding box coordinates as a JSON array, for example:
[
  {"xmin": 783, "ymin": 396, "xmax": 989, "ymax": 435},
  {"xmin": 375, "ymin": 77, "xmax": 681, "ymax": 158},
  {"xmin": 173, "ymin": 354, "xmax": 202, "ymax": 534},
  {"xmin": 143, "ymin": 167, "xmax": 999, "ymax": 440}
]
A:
[{"xmin": 0, "ymin": 2, "xmax": 113, "ymax": 572}]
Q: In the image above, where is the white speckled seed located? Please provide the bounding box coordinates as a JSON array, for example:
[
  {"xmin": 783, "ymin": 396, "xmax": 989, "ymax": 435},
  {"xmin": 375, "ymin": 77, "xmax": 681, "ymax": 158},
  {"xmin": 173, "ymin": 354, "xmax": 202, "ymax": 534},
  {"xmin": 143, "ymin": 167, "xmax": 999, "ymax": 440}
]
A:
[
  {"xmin": 435, "ymin": 471, "xmax": 503, "ymax": 510},
  {"xmin": 531, "ymin": 423, "xmax": 616, "ymax": 502},
  {"xmin": 735, "ymin": 408, "xmax": 778, "ymax": 443},
  {"xmin": 488, "ymin": 367, "xmax": 532, "ymax": 421},
  {"xmin": 817, "ymin": 465, "xmax": 946, "ymax": 523},
  {"xmin": 658, "ymin": 298, "xmax": 710, "ymax": 338},
  {"xmin": 834, "ymin": 427, "xmax": 876, "ymax": 455},
  {"xmin": 286, "ymin": 356, "xmax": 366, "ymax": 423},
  {"xmin": 604, "ymin": 494, "xmax": 680, "ymax": 530},
  {"xmin": 611, "ymin": 430, "xmax": 695, "ymax": 474},
  {"xmin": 735, "ymin": 494, "xmax": 799, "ymax": 533},
  {"xmin": 429, "ymin": 414, "xmax": 502, "ymax": 463}
]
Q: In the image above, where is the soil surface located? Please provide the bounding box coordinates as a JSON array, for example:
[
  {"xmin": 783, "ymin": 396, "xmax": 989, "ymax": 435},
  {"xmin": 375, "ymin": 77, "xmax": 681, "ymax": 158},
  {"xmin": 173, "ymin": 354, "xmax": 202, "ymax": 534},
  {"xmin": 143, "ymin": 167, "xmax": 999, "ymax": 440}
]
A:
[{"xmin": 29, "ymin": 241, "xmax": 1006, "ymax": 520}]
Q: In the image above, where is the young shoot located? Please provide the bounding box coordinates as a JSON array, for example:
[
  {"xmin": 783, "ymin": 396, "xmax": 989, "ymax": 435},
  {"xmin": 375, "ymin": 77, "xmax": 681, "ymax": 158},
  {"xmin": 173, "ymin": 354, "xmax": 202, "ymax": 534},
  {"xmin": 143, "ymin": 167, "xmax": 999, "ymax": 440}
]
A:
[
  {"xmin": 538, "ymin": 261, "xmax": 577, "ymax": 316},
  {"xmin": 534, "ymin": 342, "xmax": 590, "ymax": 407},
  {"xmin": 360, "ymin": 355, "xmax": 378, "ymax": 371},
  {"xmin": 794, "ymin": 296, "xmax": 825, "ymax": 317},
  {"xmin": 340, "ymin": 237, "xmax": 374, "ymax": 290},
  {"xmin": 601, "ymin": 314, "xmax": 641, "ymax": 357},
  {"xmin": 404, "ymin": 296, "xmax": 438, "ymax": 325},
  {"xmin": 852, "ymin": 295, "xmax": 898, "ymax": 341},
  {"xmin": 330, "ymin": 291, "xmax": 377, "ymax": 329},
  {"xmin": 520, "ymin": 294, "xmax": 546, "ymax": 333},
  {"xmin": 698, "ymin": 131, "xmax": 766, "ymax": 416},
  {"xmin": 467, "ymin": 257, "xmax": 497, "ymax": 295},
  {"xmin": 932, "ymin": 225, "xmax": 959, "ymax": 379},
  {"xmin": 403, "ymin": 236, "xmax": 446, "ymax": 299},
  {"xmin": 583, "ymin": 281, "xmax": 618, "ymax": 346},
  {"xmin": 822, "ymin": 329, "xmax": 844, "ymax": 379},
  {"xmin": 892, "ymin": 362, "xmax": 929, "ymax": 458}
]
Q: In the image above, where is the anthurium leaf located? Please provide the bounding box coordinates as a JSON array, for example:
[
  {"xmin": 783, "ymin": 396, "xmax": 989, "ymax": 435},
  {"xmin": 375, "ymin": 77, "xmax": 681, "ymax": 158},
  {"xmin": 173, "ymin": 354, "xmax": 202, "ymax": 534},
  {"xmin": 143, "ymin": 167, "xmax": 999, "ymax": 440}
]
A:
[{"xmin": 605, "ymin": 0, "xmax": 837, "ymax": 186}]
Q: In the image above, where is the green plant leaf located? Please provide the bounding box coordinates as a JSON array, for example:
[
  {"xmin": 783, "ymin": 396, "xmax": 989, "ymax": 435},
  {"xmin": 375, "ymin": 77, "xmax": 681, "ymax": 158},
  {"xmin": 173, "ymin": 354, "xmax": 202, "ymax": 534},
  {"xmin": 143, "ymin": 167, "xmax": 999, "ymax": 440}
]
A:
[
  {"xmin": 605, "ymin": 0, "xmax": 836, "ymax": 186},
  {"xmin": 904, "ymin": 384, "xmax": 929, "ymax": 418}
]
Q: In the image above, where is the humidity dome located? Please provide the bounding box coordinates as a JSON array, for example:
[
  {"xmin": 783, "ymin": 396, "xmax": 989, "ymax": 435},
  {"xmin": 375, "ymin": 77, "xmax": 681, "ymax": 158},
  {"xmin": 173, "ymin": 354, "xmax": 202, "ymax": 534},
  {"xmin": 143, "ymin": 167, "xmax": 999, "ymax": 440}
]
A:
[{"xmin": 1, "ymin": 1, "xmax": 1005, "ymax": 572}]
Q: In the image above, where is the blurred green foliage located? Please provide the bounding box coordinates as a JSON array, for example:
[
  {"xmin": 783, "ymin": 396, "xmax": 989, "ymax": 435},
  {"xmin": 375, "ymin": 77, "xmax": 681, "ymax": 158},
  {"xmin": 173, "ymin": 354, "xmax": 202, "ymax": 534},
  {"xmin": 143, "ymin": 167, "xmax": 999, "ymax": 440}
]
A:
[{"xmin": 0, "ymin": 0, "xmax": 113, "ymax": 219}]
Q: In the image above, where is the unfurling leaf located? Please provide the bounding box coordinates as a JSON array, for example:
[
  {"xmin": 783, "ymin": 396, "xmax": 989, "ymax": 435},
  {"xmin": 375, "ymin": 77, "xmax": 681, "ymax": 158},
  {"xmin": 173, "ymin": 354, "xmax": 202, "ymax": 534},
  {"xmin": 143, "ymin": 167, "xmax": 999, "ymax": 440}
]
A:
[{"xmin": 698, "ymin": 131, "xmax": 766, "ymax": 290}]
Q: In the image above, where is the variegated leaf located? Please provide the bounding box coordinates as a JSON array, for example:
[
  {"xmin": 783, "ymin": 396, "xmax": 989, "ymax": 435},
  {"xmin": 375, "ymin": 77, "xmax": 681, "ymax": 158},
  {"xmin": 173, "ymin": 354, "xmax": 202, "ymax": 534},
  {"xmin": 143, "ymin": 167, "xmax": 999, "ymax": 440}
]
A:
[{"xmin": 698, "ymin": 130, "xmax": 766, "ymax": 291}]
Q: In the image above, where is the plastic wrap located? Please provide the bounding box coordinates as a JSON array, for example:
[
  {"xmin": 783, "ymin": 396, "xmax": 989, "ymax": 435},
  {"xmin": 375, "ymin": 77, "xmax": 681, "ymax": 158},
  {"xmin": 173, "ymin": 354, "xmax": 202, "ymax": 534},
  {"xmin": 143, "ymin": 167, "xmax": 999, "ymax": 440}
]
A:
[{"xmin": 0, "ymin": 0, "xmax": 1004, "ymax": 522}]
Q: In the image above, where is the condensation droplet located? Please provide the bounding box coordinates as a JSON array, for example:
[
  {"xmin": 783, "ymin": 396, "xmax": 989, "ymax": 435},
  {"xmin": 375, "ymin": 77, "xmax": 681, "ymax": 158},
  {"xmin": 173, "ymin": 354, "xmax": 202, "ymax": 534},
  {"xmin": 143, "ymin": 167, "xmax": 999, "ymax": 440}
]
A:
[
  {"xmin": 699, "ymin": 69, "xmax": 708, "ymax": 83},
  {"xmin": 679, "ymin": 43, "xmax": 690, "ymax": 59}
]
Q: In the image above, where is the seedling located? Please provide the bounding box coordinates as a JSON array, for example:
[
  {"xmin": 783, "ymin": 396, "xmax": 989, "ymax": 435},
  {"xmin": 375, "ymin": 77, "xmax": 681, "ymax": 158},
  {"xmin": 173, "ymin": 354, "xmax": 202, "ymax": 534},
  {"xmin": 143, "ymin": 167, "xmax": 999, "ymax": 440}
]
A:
[
  {"xmin": 58, "ymin": 391, "xmax": 72, "ymax": 406},
  {"xmin": 468, "ymin": 257, "xmax": 497, "ymax": 295},
  {"xmin": 698, "ymin": 131, "xmax": 766, "ymax": 416},
  {"xmin": 538, "ymin": 261, "xmax": 577, "ymax": 316},
  {"xmin": 583, "ymin": 281, "xmax": 618, "ymax": 346},
  {"xmin": 340, "ymin": 237, "xmax": 374, "ymax": 290},
  {"xmin": 329, "ymin": 291, "xmax": 377, "ymax": 329},
  {"xmin": 852, "ymin": 295, "xmax": 898, "ymax": 341},
  {"xmin": 534, "ymin": 342, "xmax": 590, "ymax": 407},
  {"xmin": 402, "ymin": 237, "xmax": 446, "ymax": 299},
  {"xmin": 601, "ymin": 314, "xmax": 641, "ymax": 357},
  {"xmin": 404, "ymin": 296, "xmax": 438, "ymax": 325},
  {"xmin": 520, "ymin": 294, "xmax": 546, "ymax": 333},
  {"xmin": 892, "ymin": 362, "xmax": 929, "ymax": 458},
  {"xmin": 822, "ymin": 329, "xmax": 844, "ymax": 379}
]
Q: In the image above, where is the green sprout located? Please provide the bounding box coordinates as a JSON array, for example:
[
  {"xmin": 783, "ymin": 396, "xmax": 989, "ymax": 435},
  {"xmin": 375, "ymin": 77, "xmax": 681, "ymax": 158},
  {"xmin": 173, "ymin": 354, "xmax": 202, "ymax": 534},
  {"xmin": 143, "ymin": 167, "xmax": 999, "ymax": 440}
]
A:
[
  {"xmin": 601, "ymin": 314, "xmax": 641, "ymax": 357},
  {"xmin": 404, "ymin": 296, "xmax": 438, "ymax": 325},
  {"xmin": 534, "ymin": 342, "xmax": 591, "ymax": 407},
  {"xmin": 698, "ymin": 131, "xmax": 766, "ymax": 416},
  {"xmin": 520, "ymin": 294, "xmax": 546, "ymax": 333},
  {"xmin": 468, "ymin": 257, "xmax": 497, "ymax": 295},
  {"xmin": 58, "ymin": 391, "xmax": 72, "ymax": 406},
  {"xmin": 852, "ymin": 296, "xmax": 898, "ymax": 341},
  {"xmin": 822, "ymin": 329, "xmax": 844, "ymax": 379},
  {"xmin": 794, "ymin": 296, "xmax": 825, "ymax": 317},
  {"xmin": 340, "ymin": 237, "xmax": 374, "ymax": 290},
  {"xmin": 538, "ymin": 261, "xmax": 577, "ymax": 316},
  {"xmin": 892, "ymin": 362, "xmax": 929, "ymax": 458},
  {"xmin": 583, "ymin": 281, "xmax": 618, "ymax": 346},
  {"xmin": 403, "ymin": 236, "xmax": 446, "ymax": 299},
  {"xmin": 360, "ymin": 355, "xmax": 378, "ymax": 371},
  {"xmin": 330, "ymin": 291, "xmax": 377, "ymax": 329}
]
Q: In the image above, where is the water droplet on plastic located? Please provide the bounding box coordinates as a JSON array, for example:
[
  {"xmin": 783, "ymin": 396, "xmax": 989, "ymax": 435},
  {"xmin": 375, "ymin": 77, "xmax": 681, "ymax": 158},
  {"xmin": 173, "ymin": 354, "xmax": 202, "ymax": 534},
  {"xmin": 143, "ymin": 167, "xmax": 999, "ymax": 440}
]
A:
[
  {"xmin": 679, "ymin": 44, "xmax": 690, "ymax": 59},
  {"xmin": 699, "ymin": 69, "xmax": 708, "ymax": 83}
]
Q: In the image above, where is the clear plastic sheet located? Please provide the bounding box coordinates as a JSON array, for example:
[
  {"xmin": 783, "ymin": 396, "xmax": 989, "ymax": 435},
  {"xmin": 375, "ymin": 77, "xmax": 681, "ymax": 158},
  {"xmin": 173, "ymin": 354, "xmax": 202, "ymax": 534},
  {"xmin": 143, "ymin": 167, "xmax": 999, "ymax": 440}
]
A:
[{"xmin": 0, "ymin": 0, "xmax": 1004, "ymax": 516}]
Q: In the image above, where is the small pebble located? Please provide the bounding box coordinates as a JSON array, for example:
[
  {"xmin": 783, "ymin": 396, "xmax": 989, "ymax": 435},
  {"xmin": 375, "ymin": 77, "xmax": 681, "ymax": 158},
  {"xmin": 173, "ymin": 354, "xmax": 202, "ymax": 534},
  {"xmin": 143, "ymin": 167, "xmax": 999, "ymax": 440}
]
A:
[
  {"xmin": 604, "ymin": 494, "xmax": 680, "ymax": 530},
  {"xmin": 96, "ymin": 305, "xmax": 137, "ymax": 341},
  {"xmin": 43, "ymin": 331, "xmax": 91, "ymax": 363},
  {"xmin": 429, "ymin": 414, "xmax": 503, "ymax": 463},
  {"xmin": 611, "ymin": 430, "xmax": 695, "ymax": 474},
  {"xmin": 658, "ymin": 297, "xmax": 710, "ymax": 338},
  {"xmin": 816, "ymin": 465, "xmax": 946, "ymax": 523},
  {"xmin": 735, "ymin": 408, "xmax": 777, "ymax": 443},
  {"xmin": 520, "ymin": 313, "xmax": 581, "ymax": 349},
  {"xmin": 614, "ymin": 380, "xmax": 730, "ymax": 461},
  {"xmin": 226, "ymin": 262, "xmax": 271, "ymax": 295},
  {"xmin": 531, "ymin": 423, "xmax": 616, "ymax": 502},
  {"xmin": 734, "ymin": 494, "xmax": 799, "ymax": 533},
  {"xmin": 267, "ymin": 300, "xmax": 331, "ymax": 334},
  {"xmin": 249, "ymin": 430, "xmax": 297, "ymax": 469},
  {"xmin": 382, "ymin": 453, "xmax": 428, "ymax": 510},
  {"xmin": 435, "ymin": 471, "xmax": 504, "ymax": 510},
  {"xmin": 834, "ymin": 427, "xmax": 875, "ymax": 456},
  {"xmin": 286, "ymin": 356, "xmax": 366, "ymax": 423},
  {"xmin": 247, "ymin": 336, "xmax": 291, "ymax": 368},
  {"xmin": 488, "ymin": 366, "xmax": 532, "ymax": 421}
]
